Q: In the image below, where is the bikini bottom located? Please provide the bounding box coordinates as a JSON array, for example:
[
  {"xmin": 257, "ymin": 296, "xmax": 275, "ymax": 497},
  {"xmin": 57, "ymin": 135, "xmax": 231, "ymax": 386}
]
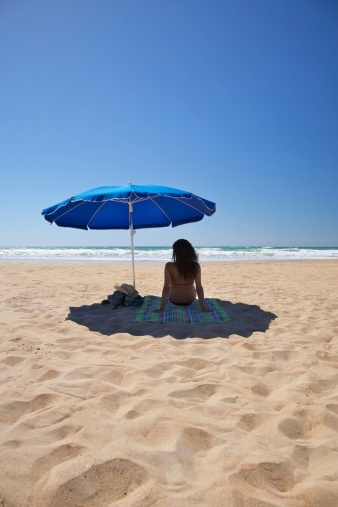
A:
[{"xmin": 169, "ymin": 298, "xmax": 194, "ymax": 307}]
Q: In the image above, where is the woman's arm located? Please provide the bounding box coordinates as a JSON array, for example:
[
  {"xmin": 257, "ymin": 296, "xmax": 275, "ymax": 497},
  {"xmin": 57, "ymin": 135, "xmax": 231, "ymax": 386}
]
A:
[
  {"xmin": 157, "ymin": 263, "xmax": 171, "ymax": 311},
  {"xmin": 195, "ymin": 263, "xmax": 207, "ymax": 311}
]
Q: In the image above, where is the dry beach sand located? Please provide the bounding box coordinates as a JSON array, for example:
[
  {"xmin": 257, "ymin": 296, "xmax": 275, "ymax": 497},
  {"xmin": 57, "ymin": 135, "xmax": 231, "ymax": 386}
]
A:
[{"xmin": 0, "ymin": 260, "xmax": 338, "ymax": 506}]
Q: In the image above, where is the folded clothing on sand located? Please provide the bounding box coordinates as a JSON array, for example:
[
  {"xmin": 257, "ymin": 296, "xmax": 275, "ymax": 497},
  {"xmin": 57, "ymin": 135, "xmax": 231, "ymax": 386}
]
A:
[
  {"xmin": 105, "ymin": 291, "xmax": 144, "ymax": 309},
  {"xmin": 135, "ymin": 296, "xmax": 229, "ymax": 323},
  {"xmin": 107, "ymin": 290, "xmax": 126, "ymax": 309}
]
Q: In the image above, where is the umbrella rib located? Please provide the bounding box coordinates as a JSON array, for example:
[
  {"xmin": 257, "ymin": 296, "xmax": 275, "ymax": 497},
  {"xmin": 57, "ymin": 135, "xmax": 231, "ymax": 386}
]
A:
[
  {"xmin": 155, "ymin": 196, "xmax": 205, "ymax": 216},
  {"xmin": 132, "ymin": 193, "xmax": 214, "ymax": 214},
  {"xmin": 176, "ymin": 195, "xmax": 215, "ymax": 213},
  {"xmin": 170, "ymin": 196, "xmax": 206, "ymax": 214},
  {"xmin": 87, "ymin": 201, "xmax": 107, "ymax": 229},
  {"xmin": 47, "ymin": 201, "xmax": 85, "ymax": 222},
  {"xmin": 149, "ymin": 198, "xmax": 173, "ymax": 224},
  {"xmin": 147, "ymin": 196, "xmax": 204, "ymax": 225}
]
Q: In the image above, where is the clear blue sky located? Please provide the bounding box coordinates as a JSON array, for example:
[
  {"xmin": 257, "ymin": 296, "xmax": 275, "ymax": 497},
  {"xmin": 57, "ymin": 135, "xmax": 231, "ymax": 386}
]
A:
[{"xmin": 1, "ymin": 0, "xmax": 337, "ymax": 247}]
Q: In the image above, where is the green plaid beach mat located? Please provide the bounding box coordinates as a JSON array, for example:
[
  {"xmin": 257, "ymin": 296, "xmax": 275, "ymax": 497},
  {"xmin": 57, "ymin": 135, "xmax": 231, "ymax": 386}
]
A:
[{"xmin": 135, "ymin": 296, "xmax": 230, "ymax": 324}]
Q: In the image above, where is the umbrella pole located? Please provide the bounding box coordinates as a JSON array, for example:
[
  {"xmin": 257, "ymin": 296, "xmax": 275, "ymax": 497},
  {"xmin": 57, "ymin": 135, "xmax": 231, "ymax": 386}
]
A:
[{"xmin": 129, "ymin": 203, "xmax": 136, "ymax": 288}]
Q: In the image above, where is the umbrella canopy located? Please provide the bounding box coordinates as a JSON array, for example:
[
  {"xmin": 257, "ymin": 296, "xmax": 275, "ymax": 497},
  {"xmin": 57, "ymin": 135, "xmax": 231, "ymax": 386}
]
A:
[{"xmin": 42, "ymin": 184, "xmax": 216, "ymax": 286}]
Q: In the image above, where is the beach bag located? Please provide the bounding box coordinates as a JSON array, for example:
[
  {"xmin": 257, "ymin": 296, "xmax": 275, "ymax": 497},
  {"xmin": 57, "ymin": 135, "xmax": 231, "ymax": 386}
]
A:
[
  {"xmin": 105, "ymin": 284, "xmax": 144, "ymax": 310},
  {"xmin": 124, "ymin": 294, "xmax": 144, "ymax": 307},
  {"xmin": 107, "ymin": 290, "xmax": 125, "ymax": 310}
]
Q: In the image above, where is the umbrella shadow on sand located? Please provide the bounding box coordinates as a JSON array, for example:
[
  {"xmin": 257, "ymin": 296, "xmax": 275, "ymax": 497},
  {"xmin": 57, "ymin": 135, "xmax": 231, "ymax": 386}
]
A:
[{"xmin": 66, "ymin": 299, "xmax": 277, "ymax": 340}]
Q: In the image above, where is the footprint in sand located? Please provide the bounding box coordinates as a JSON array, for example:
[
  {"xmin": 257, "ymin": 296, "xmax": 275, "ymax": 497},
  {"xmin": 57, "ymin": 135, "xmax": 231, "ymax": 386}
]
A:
[
  {"xmin": 229, "ymin": 460, "xmax": 295, "ymax": 494},
  {"xmin": 307, "ymin": 376, "xmax": 338, "ymax": 394},
  {"xmin": 47, "ymin": 423, "xmax": 83, "ymax": 442},
  {"xmin": 169, "ymin": 384, "xmax": 217, "ymax": 402},
  {"xmin": 0, "ymin": 394, "xmax": 57, "ymax": 425},
  {"xmin": 37, "ymin": 369, "xmax": 61, "ymax": 382},
  {"xmin": 316, "ymin": 351, "xmax": 338, "ymax": 363},
  {"xmin": 99, "ymin": 391, "xmax": 130, "ymax": 412},
  {"xmin": 278, "ymin": 417, "xmax": 305, "ymax": 440},
  {"xmin": 2, "ymin": 439, "xmax": 22, "ymax": 449},
  {"xmin": 184, "ymin": 358, "xmax": 213, "ymax": 371},
  {"xmin": 31, "ymin": 444, "xmax": 85, "ymax": 481},
  {"xmin": 294, "ymin": 408, "xmax": 338, "ymax": 438},
  {"xmin": 326, "ymin": 404, "xmax": 338, "ymax": 415},
  {"xmin": 100, "ymin": 369, "xmax": 125, "ymax": 386},
  {"xmin": 251, "ymin": 383, "xmax": 271, "ymax": 397},
  {"xmin": 33, "ymin": 459, "xmax": 149, "ymax": 507},
  {"xmin": 178, "ymin": 426, "xmax": 220, "ymax": 452},
  {"xmin": 2, "ymin": 355, "xmax": 25, "ymax": 366},
  {"xmin": 238, "ymin": 412, "xmax": 272, "ymax": 432},
  {"xmin": 125, "ymin": 410, "xmax": 140, "ymax": 420}
]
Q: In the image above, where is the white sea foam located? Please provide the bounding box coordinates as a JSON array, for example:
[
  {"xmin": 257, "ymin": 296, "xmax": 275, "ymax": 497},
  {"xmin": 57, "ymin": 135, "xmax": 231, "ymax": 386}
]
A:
[{"xmin": 0, "ymin": 246, "xmax": 337, "ymax": 263}]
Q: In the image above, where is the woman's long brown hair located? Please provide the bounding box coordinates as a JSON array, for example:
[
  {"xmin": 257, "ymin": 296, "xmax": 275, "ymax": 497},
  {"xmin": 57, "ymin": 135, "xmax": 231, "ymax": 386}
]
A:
[{"xmin": 172, "ymin": 239, "xmax": 199, "ymax": 280}]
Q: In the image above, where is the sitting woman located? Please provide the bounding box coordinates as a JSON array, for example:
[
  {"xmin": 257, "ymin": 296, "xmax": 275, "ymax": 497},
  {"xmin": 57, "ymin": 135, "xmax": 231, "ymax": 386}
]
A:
[{"xmin": 155, "ymin": 239, "xmax": 208, "ymax": 312}]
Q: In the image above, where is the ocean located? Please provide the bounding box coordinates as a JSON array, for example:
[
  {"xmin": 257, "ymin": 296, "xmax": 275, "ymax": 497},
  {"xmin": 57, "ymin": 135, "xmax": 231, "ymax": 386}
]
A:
[{"xmin": 0, "ymin": 246, "xmax": 337, "ymax": 263}]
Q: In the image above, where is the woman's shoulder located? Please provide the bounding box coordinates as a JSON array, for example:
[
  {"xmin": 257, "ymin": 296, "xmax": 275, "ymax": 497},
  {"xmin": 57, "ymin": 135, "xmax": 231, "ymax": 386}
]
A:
[{"xmin": 165, "ymin": 262, "xmax": 175, "ymax": 270}]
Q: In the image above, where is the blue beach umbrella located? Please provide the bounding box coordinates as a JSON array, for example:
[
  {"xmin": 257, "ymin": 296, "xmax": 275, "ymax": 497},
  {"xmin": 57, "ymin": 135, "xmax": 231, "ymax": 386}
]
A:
[{"xmin": 42, "ymin": 183, "xmax": 216, "ymax": 287}]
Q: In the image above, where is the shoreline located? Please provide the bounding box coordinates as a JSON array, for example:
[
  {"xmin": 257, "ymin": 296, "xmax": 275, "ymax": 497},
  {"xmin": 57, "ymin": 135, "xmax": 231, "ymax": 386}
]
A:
[
  {"xmin": 1, "ymin": 258, "xmax": 338, "ymax": 265},
  {"xmin": 1, "ymin": 246, "xmax": 338, "ymax": 265}
]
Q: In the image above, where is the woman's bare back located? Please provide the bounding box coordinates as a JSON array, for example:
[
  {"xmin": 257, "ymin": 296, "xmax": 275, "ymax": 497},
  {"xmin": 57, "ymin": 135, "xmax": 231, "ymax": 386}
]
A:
[{"xmin": 166, "ymin": 262, "xmax": 197, "ymax": 304}]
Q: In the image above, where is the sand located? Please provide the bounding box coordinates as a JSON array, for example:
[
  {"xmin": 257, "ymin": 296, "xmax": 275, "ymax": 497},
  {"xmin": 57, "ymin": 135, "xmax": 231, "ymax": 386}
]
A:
[{"xmin": 0, "ymin": 260, "xmax": 338, "ymax": 507}]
